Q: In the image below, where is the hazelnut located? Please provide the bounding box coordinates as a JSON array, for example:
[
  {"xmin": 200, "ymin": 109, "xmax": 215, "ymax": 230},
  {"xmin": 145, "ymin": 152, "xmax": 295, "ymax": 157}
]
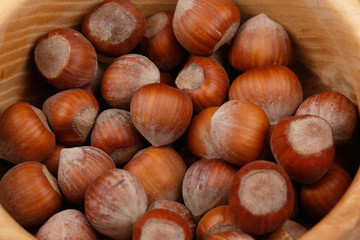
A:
[
  {"xmin": 57, "ymin": 146, "xmax": 115, "ymax": 205},
  {"xmin": 210, "ymin": 100, "xmax": 269, "ymax": 166},
  {"xmin": 101, "ymin": 53, "xmax": 160, "ymax": 109},
  {"xmin": 182, "ymin": 158, "xmax": 237, "ymax": 221},
  {"xmin": 205, "ymin": 230, "xmax": 255, "ymax": 240},
  {"xmin": 0, "ymin": 162, "xmax": 62, "ymax": 227},
  {"xmin": 229, "ymin": 160, "xmax": 295, "ymax": 236},
  {"xmin": 140, "ymin": 11, "xmax": 186, "ymax": 71},
  {"xmin": 196, "ymin": 205, "xmax": 241, "ymax": 240},
  {"xmin": 130, "ymin": 83, "xmax": 193, "ymax": 147},
  {"xmin": 36, "ymin": 209, "xmax": 98, "ymax": 240},
  {"xmin": 229, "ymin": 65, "xmax": 303, "ymax": 126},
  {"xmin": 42, "ymin": 88, "xmax": 99, "ymax": 146},
  {"xmin": 82, "ymin": 0, "xmax": 146, "ymax": 56},
  {"xmin": 185, "ymin": 107, "xmax": 220, "ymax": 159},
  {"xmin": 262, "ymin": 220, "xmax": 307, "ymax": 240},
  {"xmin": 148, "ymin": 199, "xmax": 196, "ymax": 234},
  {"xmin": 296, "ymin": 91, "xmax": 358, "ymax": 145},
  {"xmin": 175, "ymin": 56, "xmax": 229, "ymax": 112},
  {"xmin": 85, "ymin": 168, "xmax": 148, "ymax": 240},
  {"xmin": 299, "ymin": 164, "xmax": 352, "ymax": 221},
  {"xmin": 34, "ymin": 28, "xmax": 98, "ymax": 89},
  {"xmin": 91, "ymin": 108, "xmax": 146, "ymax": 166},
  {"xmin": 228, "ymin": 13, "xmax": 292, "ymax": 71},
  {"xmin": 270, "ymin": 115, "xmax": 335, "ymax": 184},
  {"xmin": 133, "ymin": 208, "xmax": 193, "ymax": 240},
  {"xmin": 0, "ymin": 102, "xmax": 56, "ymax": 164},
  {"xmin": 173, "ymin": 0, "xmax": 241, "ymax": 56},
  {"xmin": 123, "ymin": 146, "xmax": 187, "ymax": 203}
]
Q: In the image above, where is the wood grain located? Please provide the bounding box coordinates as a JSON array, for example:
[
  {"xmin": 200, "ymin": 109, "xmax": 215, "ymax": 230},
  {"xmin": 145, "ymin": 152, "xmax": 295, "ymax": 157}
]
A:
[
  {"xmin": 1, "ymin": 0, "xmax": 360, "ymax": 239},
  {"xmin": 0, "ymin": 204, "xmax": 36, "ymax": 240}
]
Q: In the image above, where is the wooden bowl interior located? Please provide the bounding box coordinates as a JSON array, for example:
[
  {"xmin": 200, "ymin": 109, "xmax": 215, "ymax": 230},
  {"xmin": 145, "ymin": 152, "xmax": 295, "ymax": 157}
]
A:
[{"xmin": 1, "ymin": 0, "xmax": 360, "ymax": 239}]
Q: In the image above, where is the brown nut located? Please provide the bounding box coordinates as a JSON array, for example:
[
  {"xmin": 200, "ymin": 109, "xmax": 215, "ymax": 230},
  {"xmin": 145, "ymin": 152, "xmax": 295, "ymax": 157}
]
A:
[
  {"xmin": 270, "ymin": 115, "xmax": 335, "ymax": 184},
  {"xmin": 36, "ymin": 209, "xmax": 98, "ymax": 240},
  {"xmin": 296, "ymin": 91, "xmax": 358, "ymax": 145},
  {"xmin": 185, "ymin": 107, "xmax": 220, "ymax": 159},
  {"xmin": 91, "ymin": 108, "xmax": 146, "ymax": 166},
  {"xmin": 100, "ymin": 53, "xmax": 160, "ymax": 109},
  {"xmin": 42, "ymin": 88, "xmax": 99, "ymax": 146},
  {"xmin": 85, "ymin": 168, "xmax": 148, "ymax": 240},
  {"xmin": 210, "ymin": 100, "xmax": 269, "ymax": 166},
  {"xmin": 82, "ymin": 0, "xmax": 146, "ymax": 56},
  {"xmin": 34, "ymin": 28, "xmax": 98, "ymax": 89},
  {"xmin": 229, "ymin": 65, "xmax": 303, "ymax": 126},
  {"xmin": 0, "ymin": 161, "xmax": 62, "ymax": 227},
  {"xmin": 133, "ymin": 208, "xmax": 193, "ymax": 240},
  {"xmin": 175, "ymin": 56, "xmax": 229, "ymax": 112},
  {"xmin": 0, "ymin": 102, "xmax": 56, "ymax": 164},
  {"xmin": 57, "ymin": 146, "xmax": 116, "ymax": 205},
  {"xmin": 173, "ymin": 0, "xmax": 241, "ymax": 56},
  {"xmin": 140, "ymin": 11, "xmax": 186, "ymax": 71},
  {"xmin": 124, "ymin": 146, "xmax": 187, "ymax": 204},
  {"xmin": 130, "ymin": 83, "xmax": 193, "ymax": 147},
  {"xmin": 196, "ymin": 205, "xmax": 241, "ymax": 240},
  {"xmin": 182, "ymin": 158, "xmax": 237, "ymax": 221},
  {"xmin": 229, "ymin": 160, "xmax": 295, "ymax": 236},
  {"xmin": 228, "ymin": 13, "xmax": 292, "ymax": 71},
  {"xmin": 148, "ymin": 199, "xmax": 196, "ymax": 234}
]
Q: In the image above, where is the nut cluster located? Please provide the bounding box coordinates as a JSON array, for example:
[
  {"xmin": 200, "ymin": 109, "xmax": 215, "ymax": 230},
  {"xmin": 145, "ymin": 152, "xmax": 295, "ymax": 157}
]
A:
[{"xmin": 0, "ymin": 0, "xmax": 358, "ymax": 239}]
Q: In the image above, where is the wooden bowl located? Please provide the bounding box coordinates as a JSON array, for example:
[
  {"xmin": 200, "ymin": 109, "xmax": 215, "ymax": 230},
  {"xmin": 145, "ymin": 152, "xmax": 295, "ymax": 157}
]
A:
[{"xmin": 1, "ymin": 0, "xmax": 360, "ymax": 239}]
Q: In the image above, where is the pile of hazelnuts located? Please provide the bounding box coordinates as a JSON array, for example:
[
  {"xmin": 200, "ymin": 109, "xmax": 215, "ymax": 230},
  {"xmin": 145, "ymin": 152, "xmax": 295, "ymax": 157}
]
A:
[{"xmin": 0, "ymin": 0, "xmax": 358, "ymax": 239}]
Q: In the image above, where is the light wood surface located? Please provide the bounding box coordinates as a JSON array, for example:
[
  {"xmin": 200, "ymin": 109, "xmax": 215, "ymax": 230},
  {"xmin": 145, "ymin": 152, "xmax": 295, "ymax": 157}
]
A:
[
  {"xmin": 0, "ymin": 204, "xmax": 36, "ymax": 240},
  {"xmin": 1, "ymin": 0, "xmax": 360, "ymax": 239}
]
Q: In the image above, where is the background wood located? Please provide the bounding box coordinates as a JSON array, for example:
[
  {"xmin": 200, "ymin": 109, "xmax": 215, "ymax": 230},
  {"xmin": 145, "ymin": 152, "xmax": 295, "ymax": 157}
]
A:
[
  {"xmin": 0, "ymin": 204, "xmax": 36, "ymax": 240},
  {"xmin": 1, "ymin": 0, "xmax": 360, "ymax": 239}
]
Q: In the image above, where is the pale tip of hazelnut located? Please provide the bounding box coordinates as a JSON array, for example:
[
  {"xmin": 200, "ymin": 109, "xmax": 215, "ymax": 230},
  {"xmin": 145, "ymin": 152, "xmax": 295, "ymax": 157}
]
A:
[
  {"xmin": 175, "ymin": 64, "xmax": 204, "ymax": 90},
  {"xmin": 145, "ymin": 12, "xmax": 168, "ymax": 38},
  {"xmin": 41, "ymin": 165, "xmax": 61, "ymax": 196},
  {"xmin": 288, "ymin": 116, "xmax": 333, "ymax": 155}
]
